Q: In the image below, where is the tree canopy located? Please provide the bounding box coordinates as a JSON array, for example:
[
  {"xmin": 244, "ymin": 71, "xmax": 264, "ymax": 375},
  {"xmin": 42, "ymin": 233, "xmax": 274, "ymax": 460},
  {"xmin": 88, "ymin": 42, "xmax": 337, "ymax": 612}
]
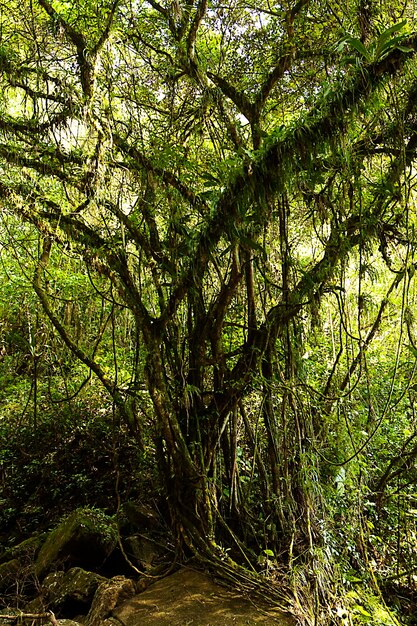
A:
[{"xmin": 2, "ymin": 0, "xmax": 417, "ymax": 622}]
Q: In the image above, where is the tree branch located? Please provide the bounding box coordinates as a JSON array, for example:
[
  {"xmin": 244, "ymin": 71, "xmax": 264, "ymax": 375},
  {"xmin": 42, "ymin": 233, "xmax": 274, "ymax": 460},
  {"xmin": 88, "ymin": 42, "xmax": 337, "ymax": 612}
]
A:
[
  {"xmin": 112, "ymin": 134, "xmax": 209, "ymax": 210},
  {"xmin": 0, "ymin": 612, "xmax": 59, "ymax": 625},
  {"xmin": 207, "ymin": 72, "xmax": 256, "ymax": 123},
  {"xmin": 93, "ymin": 0, "xmax": 121, "ymax": 55},
  {"xmin": 37, "ymin": 0, "xmax": 93, "ymax": 97},
  {"xmin": 186, "ymin": 0, "xmax": 208, "ymax": 60}
]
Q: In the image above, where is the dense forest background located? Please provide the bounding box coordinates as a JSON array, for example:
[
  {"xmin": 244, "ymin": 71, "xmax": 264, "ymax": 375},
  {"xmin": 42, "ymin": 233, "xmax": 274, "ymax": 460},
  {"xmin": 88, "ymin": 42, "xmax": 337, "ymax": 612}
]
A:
[{"xmin": 1, "ymin": 0, "xmax": 417, "ymax": 623}]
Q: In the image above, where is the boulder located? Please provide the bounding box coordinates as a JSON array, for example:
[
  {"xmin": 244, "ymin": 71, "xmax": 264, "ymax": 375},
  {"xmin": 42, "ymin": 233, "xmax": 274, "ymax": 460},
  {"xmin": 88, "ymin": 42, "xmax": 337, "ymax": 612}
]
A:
[
  {"xmin": 124, "ymin": 535, "xmax": 164, "ymax": 571},
  {"xmin": 86, "ymin": 576, "xmax": 136, "ymax": 626},
  {"xmin": 0, "ymin": 559, "xmax": 21, "ymax": 595},
  {"xmin": 35, "ymin": 509, "xmax": 117, "ymax": 579},
  {"xmin": 113, "ymin": 568, "xmax": 294, "ymax": 626},
  {"xmin": 121, "ymin": 502, "xmax": 160, "ymax": 533},
  {"xmin": 0, "ymin": 534, "xmax": 45, "ymax": 565},
  {"xmin": 0, "ymin": 535, "xmax": 47, "ymax": 605},
  {"xmin": 41, "ymin": 567, "xmax": 107, "ymax": 616}
]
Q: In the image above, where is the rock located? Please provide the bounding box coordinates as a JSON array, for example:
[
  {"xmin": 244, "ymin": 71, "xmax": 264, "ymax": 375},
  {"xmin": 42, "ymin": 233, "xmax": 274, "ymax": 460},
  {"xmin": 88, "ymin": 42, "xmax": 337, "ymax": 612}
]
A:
[
  {"xmin": 41, "ymin": 567, "xmax": 107, "ymax": 616},
  {"xmin": 40, "ymin": 570, "xmax": 65, "ymax": 600},
  {"xmin": 113, "ymin": 568, "xmax": 294, "ymax": 626},
  {"xmin": 0, "ymin": 536, "xmax": 47, "ymax": 605},
  {"xmin": 0, "ymin": 559, "xmax": 21, "ymax": 595},
  {"xmin": 121, "ymin": 502, "xmax": 160, "ymax": 533},
  {"xmin": 124, "ymin": 535, "xmax": 164, "ymax": 571},
  {"xmin": 35, "ymin": 509, "xmax": 117, "ymax": 579},
  {"xmin": 86, "ymin": 575, "xmax": 136, "ymax": 626},
  {"xmin": 0, "ymin": 534, "xmax": 45, "ymax": 565}
]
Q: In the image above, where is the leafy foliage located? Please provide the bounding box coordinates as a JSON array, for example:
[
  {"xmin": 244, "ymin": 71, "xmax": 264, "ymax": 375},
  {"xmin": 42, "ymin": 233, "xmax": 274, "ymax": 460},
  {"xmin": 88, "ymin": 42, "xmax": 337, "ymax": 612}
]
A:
[{"xmin": 0, "ymin": 401, "xmax": 150, "ymax": 541}]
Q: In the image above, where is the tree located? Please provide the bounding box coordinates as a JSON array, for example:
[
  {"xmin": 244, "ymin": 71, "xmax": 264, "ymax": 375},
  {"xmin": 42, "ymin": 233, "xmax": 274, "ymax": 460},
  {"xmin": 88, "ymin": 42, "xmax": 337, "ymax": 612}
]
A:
[{"xmin": 1, "ymin": 0, "xmax": 417, "ymax": 619}]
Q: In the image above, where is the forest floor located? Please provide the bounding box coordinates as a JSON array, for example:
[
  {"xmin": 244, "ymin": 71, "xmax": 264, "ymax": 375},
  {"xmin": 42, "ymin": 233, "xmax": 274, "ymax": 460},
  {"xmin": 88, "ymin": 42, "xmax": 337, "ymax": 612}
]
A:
[{"xmin": 113, "ymin": 567, "xmax": 293, "ymax": 626}]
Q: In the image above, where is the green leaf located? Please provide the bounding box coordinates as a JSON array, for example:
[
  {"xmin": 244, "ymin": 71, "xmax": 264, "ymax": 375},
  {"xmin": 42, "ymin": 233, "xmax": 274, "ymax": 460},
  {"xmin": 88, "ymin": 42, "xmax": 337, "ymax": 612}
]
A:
[
  {"xmin": 344, "ymin": 573, "xmax": 363, "ymax": 583},
  {"xmin": 201, "ymin": 171, "xmax": 220, "ymax": 183},
  {"xmin": 374, "ymin": 20, "xmax": 410, "ymax": 59},
  {"xmin": 239, "ymin": 235, "xmax": 267, "ymax": 258},
  {"xmin": 396, "ymin": 45, "xmax": 413, "ymax": 53},
  {"xmin": 377, "ymin": 20, "xmax": 408, "ymax": 48},
  {"xmin": 353, "ymin": 605, "xmax": 372, "ymax": 618},
  {"xmin": 337, "ymin": 34, "xmax": 369, "ymax": 59},
  {"xmin": 346, "ymin": 37, "xmax": 369, "ymax": 58}
]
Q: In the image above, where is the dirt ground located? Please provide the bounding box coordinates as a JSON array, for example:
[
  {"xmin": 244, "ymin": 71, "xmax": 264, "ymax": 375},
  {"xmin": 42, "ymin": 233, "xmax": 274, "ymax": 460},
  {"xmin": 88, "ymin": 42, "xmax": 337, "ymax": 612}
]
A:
[{"xmin": 113, "ymin": 567, "xmax": 294, "ymax": 626}]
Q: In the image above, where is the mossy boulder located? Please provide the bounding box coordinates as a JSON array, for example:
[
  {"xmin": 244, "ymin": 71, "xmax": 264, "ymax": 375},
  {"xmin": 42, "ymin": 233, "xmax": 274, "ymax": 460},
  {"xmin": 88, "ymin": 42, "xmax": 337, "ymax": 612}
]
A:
[
  {"xmin": 119, "ymin": 502, "xmax": 161, "ymax": 535},
  {"xmin": 0, "ymin": 535, "xmax": 46, "ymax": 604},
  {"xmin": 124, "ymin": 535, "xmax": 164, "ymax": 571},
  {"xmin": 40, "ymin": 567, "xmax": 107, "ymax": 616},
  {"xmin": 113, "ymin": 568, "xmax": 294, "ymax": 626},
  {"xmin": 86, "ymin": 576, "xmax": 136, "ymax": 626},
  {"xmin": 0, "ymin": 558, "xmax": 20, "ymax": 595},
  {"xmin": 0, "ymin": 534, "xmax": 45, "ymax": 565},
  {"xmin": 35, "ymin": 508, "xmax": 117, "ymax": 579}
]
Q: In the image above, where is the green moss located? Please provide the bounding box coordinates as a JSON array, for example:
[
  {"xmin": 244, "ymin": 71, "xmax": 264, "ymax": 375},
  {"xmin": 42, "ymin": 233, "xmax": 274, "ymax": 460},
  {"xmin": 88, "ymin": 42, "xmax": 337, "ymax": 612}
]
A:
[
  {"xmin": 35, "ymin": 508, "xmax": 117, "ymax": 579},
  {"xmin": 0, "ymin": 533, "xmax": 46, "ymax": 565},
  {"xmin": 0, "ymin": 558, "xmax": 20, "ymax": 593},
  {"xmin": 42, "ymin": 567, "xmax": 107, "ymax": 613}
]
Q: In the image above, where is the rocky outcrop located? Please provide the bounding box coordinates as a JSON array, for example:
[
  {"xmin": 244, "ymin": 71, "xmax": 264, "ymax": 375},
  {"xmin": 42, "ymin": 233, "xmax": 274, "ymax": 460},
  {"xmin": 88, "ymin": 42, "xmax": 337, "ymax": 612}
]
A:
[
  {"xmin": 113, "ymin": 568, "xmax": 293, "ymax": 626},
  {"xmin": 85, "ymin": 576, "xmax": 136, "ymax": 626},
  {"xmin": 121, "ymin": 502, "xmax": 161, "ymax": 534},
  {"xmin": 0, "ymin": 534, "xmax": 45, "ymax": 565},
  {"xmin": 35, "ymin": 508, "xmax": 117, "ymax": 579},
  {"xmin": 0, "ymin": 534, "xmax": 45, "ymax": 600},
  {"xmin": 27, "ymin": 567, "xmax": 107, "ymax": 617},
  {"xmin": 1, "ymin": 565, "xmax": 294, "ymax": 626},
  {"xmin": 123, "ymin": 535, "xmax": 165, "ymax": 572},
  {"xmin": 0, "ymin": 559, "xmax": 21, "ymax": 596}
]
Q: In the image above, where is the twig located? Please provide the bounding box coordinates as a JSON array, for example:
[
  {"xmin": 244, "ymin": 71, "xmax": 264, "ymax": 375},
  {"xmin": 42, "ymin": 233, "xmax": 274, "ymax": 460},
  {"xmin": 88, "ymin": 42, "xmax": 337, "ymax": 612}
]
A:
[{"xmin": 0, "ymin": 612, "xmax": 59, "ymax": 625}]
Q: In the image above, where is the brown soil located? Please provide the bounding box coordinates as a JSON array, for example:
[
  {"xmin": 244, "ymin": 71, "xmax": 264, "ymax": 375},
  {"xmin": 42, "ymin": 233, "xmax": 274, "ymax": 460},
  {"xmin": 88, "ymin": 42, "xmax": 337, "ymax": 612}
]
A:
[{"xmin": 113, "ymin": 568, "xmax": 293, "ymax": 626}]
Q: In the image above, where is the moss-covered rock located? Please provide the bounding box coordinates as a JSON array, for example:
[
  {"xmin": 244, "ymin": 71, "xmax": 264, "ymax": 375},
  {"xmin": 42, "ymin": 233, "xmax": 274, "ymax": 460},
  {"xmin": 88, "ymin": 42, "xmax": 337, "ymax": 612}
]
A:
[
  {"xmin": 41, "ymin": 567, "xmax": 107, "ymax": 616},
  {"xmin": 121, "ymin": 502, "xmax": 160, "ymax": 534},
  {"xmin": 124, "ymin": 535, "xmax": 164, "ymax": 571},
  {"xmin": 0, "ymin": 533, "xmax": 45, "ymax": 565},
  {"xmin": 35, "ymin": 508, "xmax": 117, "ymax": 579},
  {"xmin": 0, "ymin": 558, "xmax": 20, "ymax": 594},
  {"xmin": 113, "ymin": 568, "xmax": 294, "ymax": 626},
  {"xmin": 86, "ymin": 576, "xmax": 136, "ymax": 626}
]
